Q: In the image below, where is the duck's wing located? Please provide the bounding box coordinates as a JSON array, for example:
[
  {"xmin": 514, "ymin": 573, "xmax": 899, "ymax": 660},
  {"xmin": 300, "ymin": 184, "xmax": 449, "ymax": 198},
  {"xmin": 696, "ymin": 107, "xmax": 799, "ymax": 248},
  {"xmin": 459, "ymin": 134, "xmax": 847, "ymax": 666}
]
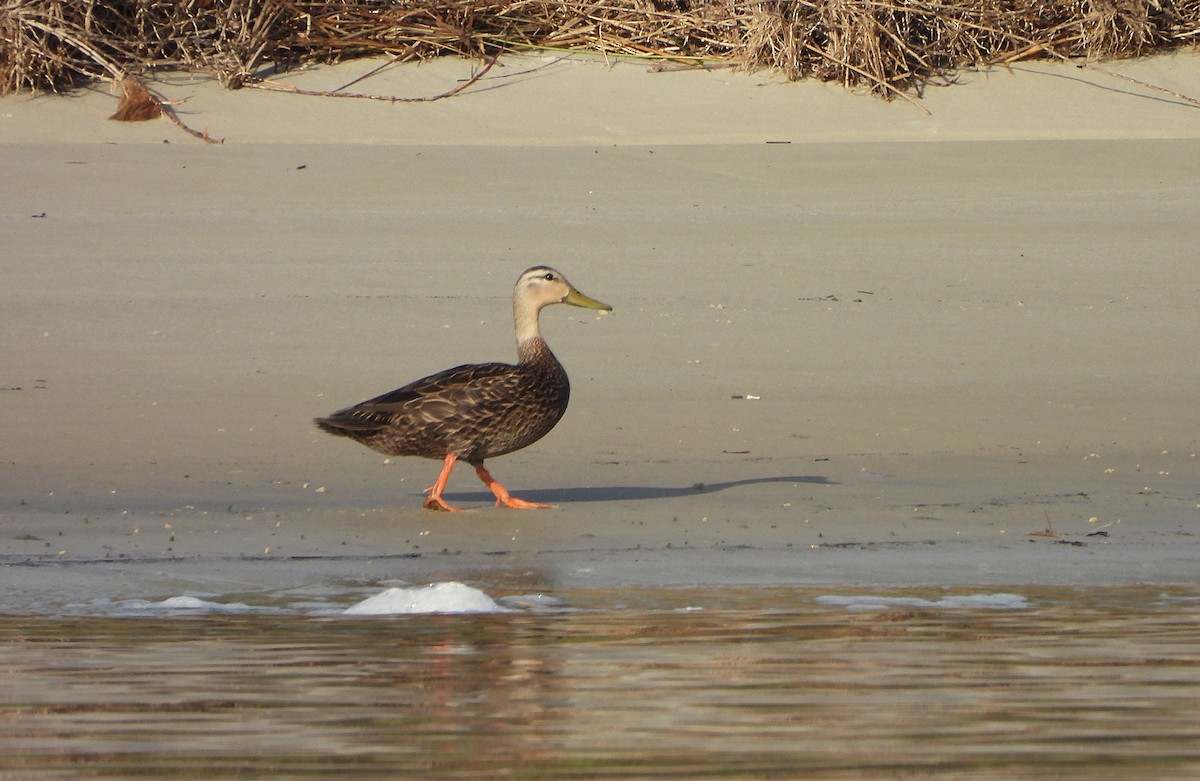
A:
[{"xmin": 320, "ymin": 362, "xmax": 519, "ymax": 432}]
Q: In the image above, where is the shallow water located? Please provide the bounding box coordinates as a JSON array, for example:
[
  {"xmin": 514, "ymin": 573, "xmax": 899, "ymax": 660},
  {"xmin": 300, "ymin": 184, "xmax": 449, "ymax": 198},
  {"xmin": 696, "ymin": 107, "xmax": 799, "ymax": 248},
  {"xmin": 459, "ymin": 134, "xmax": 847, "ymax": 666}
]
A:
[{"xmin": 4, "ymin": 586, "xmax": 1200, "ymax": 780}]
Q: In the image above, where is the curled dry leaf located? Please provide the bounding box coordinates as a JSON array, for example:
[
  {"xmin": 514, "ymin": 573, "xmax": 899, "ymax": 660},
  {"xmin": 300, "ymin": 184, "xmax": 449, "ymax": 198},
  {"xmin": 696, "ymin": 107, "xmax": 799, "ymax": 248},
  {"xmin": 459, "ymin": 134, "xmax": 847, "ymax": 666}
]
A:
[{"xmin": 110, "ymin": 76, "xmax": 161, "ymax": 122}]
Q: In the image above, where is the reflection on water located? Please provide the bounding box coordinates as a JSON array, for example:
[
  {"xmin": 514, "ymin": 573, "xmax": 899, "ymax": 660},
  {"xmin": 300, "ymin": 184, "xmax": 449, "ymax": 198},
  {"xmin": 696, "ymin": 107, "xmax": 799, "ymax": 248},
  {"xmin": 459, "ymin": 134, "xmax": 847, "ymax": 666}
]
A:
[{"xmin": 3, "ymin": 586, "xmax": 1199, "ymax": 779}]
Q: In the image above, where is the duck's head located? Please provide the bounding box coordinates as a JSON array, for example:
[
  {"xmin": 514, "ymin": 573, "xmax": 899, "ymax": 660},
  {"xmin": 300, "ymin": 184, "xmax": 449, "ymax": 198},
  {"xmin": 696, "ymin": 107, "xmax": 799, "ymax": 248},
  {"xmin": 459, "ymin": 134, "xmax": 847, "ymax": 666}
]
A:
[
  {"xmin": 513, "ymin": 266, "xmax": 610, "ymax": 344},
  {"xmin": 515, "ymin": 266, "xmax": 611, "ymax": 314}
]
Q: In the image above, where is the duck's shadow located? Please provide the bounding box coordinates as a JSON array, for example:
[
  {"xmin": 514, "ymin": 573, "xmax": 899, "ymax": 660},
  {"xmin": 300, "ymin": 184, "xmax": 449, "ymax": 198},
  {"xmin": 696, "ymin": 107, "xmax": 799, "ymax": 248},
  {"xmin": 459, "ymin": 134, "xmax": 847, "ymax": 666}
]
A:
[{"xmin": 440, "ymin": 475, "xmax": 833, "ymax": 505}]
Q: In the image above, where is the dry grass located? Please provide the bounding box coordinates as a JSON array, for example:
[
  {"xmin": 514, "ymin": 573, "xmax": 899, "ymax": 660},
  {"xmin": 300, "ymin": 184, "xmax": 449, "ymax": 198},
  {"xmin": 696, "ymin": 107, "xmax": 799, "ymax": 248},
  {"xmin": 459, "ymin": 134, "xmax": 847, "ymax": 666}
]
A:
[{"xmin": 3, "ymin": 1, "xmax": 1199, "ymax": 98}]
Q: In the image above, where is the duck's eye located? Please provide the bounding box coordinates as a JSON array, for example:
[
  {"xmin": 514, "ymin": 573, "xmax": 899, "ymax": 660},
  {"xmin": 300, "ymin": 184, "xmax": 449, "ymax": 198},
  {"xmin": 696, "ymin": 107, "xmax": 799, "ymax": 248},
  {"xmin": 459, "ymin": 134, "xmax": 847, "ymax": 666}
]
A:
[{"xmin": 543, "ymin": 273, "xmax": 555, "ymax": 281}]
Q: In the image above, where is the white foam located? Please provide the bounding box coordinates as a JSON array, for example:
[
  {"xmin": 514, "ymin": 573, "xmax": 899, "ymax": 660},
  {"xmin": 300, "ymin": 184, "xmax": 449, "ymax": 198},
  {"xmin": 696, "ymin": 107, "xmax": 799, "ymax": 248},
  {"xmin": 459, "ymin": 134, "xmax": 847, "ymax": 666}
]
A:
[
  {"xmin": 96, "ymin": 595, "xmax": 272, "ymax": 615},
  {"xmin": 496, "ymin": 593, "xmax": 569, "ymax": 612},
  {"xmin": 817, "ymin": 593, "xmax": 1029, "ymax": 612},
  {"xmin": 343, "ymin": 582, "xmax": 513, "ymax": 616}
]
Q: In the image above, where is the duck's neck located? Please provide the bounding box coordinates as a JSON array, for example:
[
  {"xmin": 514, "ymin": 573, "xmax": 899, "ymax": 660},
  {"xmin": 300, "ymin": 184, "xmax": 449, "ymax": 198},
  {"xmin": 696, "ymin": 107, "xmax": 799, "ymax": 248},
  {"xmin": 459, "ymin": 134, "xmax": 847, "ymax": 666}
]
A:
[
  {"xmin": 517, "ymin": 333, "xmax": 557, "ymax": 366},
  {"xmin": 513, "ymin": 296, "xmax": 545, "ymax": 362}
]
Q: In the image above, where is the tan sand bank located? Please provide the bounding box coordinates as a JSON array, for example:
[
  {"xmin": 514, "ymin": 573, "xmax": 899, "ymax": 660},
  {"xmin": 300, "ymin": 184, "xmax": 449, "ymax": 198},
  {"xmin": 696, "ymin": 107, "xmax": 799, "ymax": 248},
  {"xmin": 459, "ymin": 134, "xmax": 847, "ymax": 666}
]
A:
[
  {"xmin": 4, "ymin": 50, "xmax": 1200, "ymax": 145},
  {"xmin": 2, "ymin": 54, "xmax": 1199, "ymax": 608}
]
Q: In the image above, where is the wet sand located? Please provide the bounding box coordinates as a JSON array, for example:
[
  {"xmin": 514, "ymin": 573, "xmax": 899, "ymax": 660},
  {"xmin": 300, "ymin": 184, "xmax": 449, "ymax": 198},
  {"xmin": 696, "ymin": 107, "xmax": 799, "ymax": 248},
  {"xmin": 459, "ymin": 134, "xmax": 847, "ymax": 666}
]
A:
[{"xmin": 2, "ymin": 53, "xmax": 1199, "ymax": 609}]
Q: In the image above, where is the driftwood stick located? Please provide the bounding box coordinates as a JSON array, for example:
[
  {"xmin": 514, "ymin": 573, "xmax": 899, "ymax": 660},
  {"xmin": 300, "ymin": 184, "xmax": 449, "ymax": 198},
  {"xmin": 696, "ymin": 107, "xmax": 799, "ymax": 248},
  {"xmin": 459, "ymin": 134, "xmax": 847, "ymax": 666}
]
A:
[
  {"xmin": 241, "ymin": 55, "xmax": 497, "ymax": 102},
  {"xmin": 330, "ymin": 45, "xmax": 421, "ymax": 93},
  {"xmin": 1084, "ymin": 64, "xmax": 1200, "ymax": 109}
]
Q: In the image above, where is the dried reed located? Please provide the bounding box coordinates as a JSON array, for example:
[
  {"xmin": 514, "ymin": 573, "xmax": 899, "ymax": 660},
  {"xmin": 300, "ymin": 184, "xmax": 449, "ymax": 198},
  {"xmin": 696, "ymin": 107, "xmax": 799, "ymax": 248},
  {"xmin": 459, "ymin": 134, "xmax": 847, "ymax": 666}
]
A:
[{"xmin": 3, "ymin": 1, "xmax": 1198, "ymax": 98}]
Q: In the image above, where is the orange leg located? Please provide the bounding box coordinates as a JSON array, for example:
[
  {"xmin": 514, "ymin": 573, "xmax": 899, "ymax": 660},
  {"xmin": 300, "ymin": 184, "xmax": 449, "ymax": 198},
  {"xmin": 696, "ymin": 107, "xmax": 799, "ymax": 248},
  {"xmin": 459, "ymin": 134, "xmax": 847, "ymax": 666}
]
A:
[
  {"xmin": 422, "ymin": 454, "xmax": 463, "ymax": 512},
  {"xmin": 474, "ymin": 464, "xmax": 552, "ymax": 509}
]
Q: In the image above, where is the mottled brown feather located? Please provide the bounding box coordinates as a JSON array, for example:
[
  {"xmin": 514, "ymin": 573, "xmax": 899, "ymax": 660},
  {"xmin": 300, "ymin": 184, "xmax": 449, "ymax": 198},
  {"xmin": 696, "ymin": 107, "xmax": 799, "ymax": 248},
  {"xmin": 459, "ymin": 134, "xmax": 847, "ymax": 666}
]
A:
[{"xmin": 314, "ymin": 336, "xmax": 569, "ymax": 465}]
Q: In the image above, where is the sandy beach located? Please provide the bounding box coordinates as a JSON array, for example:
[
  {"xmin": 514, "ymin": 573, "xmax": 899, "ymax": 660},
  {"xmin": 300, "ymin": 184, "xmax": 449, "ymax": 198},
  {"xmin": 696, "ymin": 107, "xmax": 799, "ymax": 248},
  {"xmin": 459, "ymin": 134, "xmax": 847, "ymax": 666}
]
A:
[{"xmin": 2, "ymin": 51, "xmax": 1199, "ymax": 610}]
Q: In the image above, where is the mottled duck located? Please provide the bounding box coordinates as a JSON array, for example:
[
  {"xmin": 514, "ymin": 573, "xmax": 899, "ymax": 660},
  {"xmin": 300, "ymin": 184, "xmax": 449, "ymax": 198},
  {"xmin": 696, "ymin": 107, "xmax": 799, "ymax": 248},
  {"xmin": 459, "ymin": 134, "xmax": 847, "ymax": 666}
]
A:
[{"xmin": 315, "ymin": 266, "xmax": 611, "ymax": 511}]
